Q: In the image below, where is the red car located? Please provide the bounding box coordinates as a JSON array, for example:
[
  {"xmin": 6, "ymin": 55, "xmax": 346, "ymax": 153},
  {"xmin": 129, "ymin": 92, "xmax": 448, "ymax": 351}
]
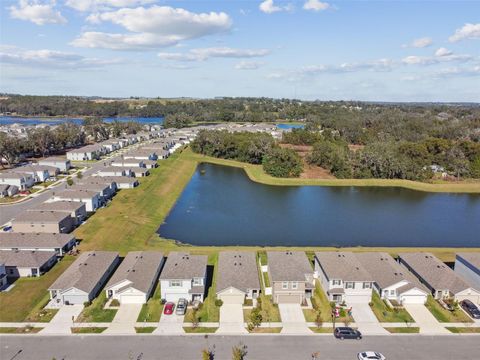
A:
[{"xmin": 163, "ymin": 302, "xmax": 175, "ymax": 315}]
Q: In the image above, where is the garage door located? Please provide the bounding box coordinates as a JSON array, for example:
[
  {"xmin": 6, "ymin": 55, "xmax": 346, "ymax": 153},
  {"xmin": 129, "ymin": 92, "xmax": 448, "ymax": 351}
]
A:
[
  {"xmin": 165, "ymin": 293, "xmax": 188, "ymax": 303},
  {"xmin": 401, "ymin": 295, "xmax": 426, "ymax": 304},
  {"xmin": 63, "ymin": 295, "xmax": 87, "ymax": 305},
  {"xmin": 218, "ymin": 294, "xmax": 245, "ymax": 304},
  {"xmin": 120, "ymin": 294, "xmax": 146, "ymax": 304},
  {"xmin": 345, "ymin": 294, "xmax": 371, "ymax": 304},
  {"xmin": 277, "ymin": 295, "xmax": 301, "ymax": 304}
]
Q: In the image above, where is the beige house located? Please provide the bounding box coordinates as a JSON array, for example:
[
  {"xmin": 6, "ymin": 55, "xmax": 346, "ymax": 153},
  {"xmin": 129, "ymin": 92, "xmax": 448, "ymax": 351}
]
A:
[
  {"xmin": 267, "ymin": 251, "xmax": 314, "ymax": 304},
  {"xmin": 28, "ymin": 201, "xmax": 86, "ymax": 225},
  {"xmin": 0, "ymin": 250, "xmax": 57, "ymax": 278},
  {"xmin": 12, "ymin": 210, "xmax": 75, "ymax": 234},
  {"xmin": 0, "ymin": 233, "xmax": 76, "ymax": 256}
]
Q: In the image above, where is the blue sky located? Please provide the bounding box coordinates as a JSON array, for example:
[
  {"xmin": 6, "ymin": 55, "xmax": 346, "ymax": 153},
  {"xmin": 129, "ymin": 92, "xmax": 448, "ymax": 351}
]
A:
[{"xmin": 0, "ymin": 0, "xmax": 479, "ymax": 101}]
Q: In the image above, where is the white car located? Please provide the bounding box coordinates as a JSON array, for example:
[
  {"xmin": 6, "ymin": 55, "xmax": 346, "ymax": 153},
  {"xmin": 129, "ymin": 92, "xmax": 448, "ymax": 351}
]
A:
[{"xmin": 357, "ymin": 352, "xmax": 386, "ymax": 360}]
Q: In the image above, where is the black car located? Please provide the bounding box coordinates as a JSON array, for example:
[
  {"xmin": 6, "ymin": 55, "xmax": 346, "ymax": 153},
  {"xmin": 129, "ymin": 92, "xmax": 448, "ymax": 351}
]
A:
[
  {"xmin": 461, "ymin": 300, "xmax": 480, "ymax": 319},
  {"xmin": 334, "ymin": 327, "xmax": 362, "ymax": 340}
]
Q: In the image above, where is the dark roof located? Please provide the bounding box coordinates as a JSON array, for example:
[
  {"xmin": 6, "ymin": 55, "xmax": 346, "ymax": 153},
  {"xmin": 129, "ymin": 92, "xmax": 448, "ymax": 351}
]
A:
[
  {"xmin": 315, "ymin": 252, "xmax": 372, "ymax": 282},
  {"xmin": 0, "ymin": 250, "xmax": 56, "ymax": 268},
  {"xmin": 267, "ymin": 251, "xmax": 313, "ymax": 282},
  {"xmin": 0, "ymin": 233, "xmax": 75, "ymax": 249},
  {"xmin": 13, "ymin": 210, "xmax": 71, "ymax": 224},
  {"xmin": 159, "ymin": 252, "xmax": 207, "ymax": 280},
  {"xmin": 216, "ymin": 251, "xmax": 260, "ymax": 293}
]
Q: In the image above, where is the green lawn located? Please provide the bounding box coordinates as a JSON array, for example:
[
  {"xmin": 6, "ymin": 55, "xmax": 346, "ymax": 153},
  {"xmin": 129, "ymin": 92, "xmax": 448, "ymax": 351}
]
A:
[
  {"xmin": 0, "ymin": 256, "xmax": 74, "ymax": 322},
  {"xmin": 243, "ymin": 294, "xmax": 281, "ymax": 323},
  {"xmin": 309, "ymin": 327, "xmax": 334, "ymax": 333},
  {"xmin": 137, "ymin": 284, "xmax": 163, "ymax": 322},
  {"xmin": 183, "ymin": 327, "xmax": 218, "ymax": 333},
  {"xmin": 385, "ymin": 327, "xmax": 420, "ymax": 333},
  {"xmin": 25, "ymin": 307, "xmax": 58, "ymax": 323},
  {"xmin": 71, "ymin": 327, "xmax": 107, "ymax": 334},
  {"xmin": 0, "ymin": 327, "xmax": 42, "ymax": 334},
  {"xmin": 425, "ymin": 296, "xmax": 472, "ymax": 323},
  {"xmin": 446, "ymin": 327, "xmax": 480, "ymax": 333},
  {"xmin": 306, "ymin": 280, "xmax": 351, "ymax": 323},
  {"xmin": 369, "ymin": 292, "xmax": 414, "ymax": 323},
  {"xmin": 247, "ymin": 327, "xmax": 282, "ymax": 333},
  {"xmin": 76, "ymin": 291, "xmax": 117, "ymax": 323},
  {"xmin": 135, "ymin": 327, "xmax": 156, "ymax": 333}
]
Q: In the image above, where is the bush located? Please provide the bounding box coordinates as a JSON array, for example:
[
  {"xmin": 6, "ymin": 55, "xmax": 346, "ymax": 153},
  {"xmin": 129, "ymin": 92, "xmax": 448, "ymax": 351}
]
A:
[
  {"xmin": 215, "ymin": 299, "xmax": 223, "ymax": 307},
  {"xmin": 262, "ymin": 147, "xmax": 303, "ymax": 178},
  {"xmin": 110, "ymin": 299, "xmax": 120, "ymax": 307},
  {"xmin": 66, "ymin": 178, "xmax": 74, "ymax": 186},
  {"xmin": 249, "ymin": 307, "xmax": 263, "ymax": 328}
]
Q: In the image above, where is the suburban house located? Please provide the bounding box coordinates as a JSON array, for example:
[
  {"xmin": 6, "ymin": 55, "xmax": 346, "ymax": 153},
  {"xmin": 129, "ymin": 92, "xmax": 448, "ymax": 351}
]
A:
[
  {"xmin": 66, "ymin": 145, "xmax": 102, "ymax": 161},
  {"xmin": 124, "ymin": 150, "xmax": 157, "ymax": 161},
  {"xmin": 159, "ymin": 252, "xmax": 208, "ymax": 303},
  {"xmin": 12, "ymin": 165, "xmax": 50, "ymax": 182},
  {"xmin": 39, "ymin": 157, "xmax": 71, "ymax": 172},
  {"xmin": 0, "ymin": 250, "xmax": 57, "ymax": 278},
  {"xmin": 0, "ymin": 263, "xmax": 7, "ymax": 290},
  {"xmin": 50, "ymin": 189, "xmax": 101, "ymax": 212},
  {"xmin": 28, "ymin": 201, "xmax": 87, "ymax": 225},
  {"xmin": 142, "ymin": 160, "xmax": 158, "ymax": 169},
  {"xmin": 216, "ymin": 251, "xmax": 261, "ymax": 304},
  {"xmin": 399, "ymin": 252, "xmax": 480, "ymax": 304},
  {"xmin": 111, "ymin": 159, "xmax": 144, "ymax": 168},
  {"xmin": 0, "ymin": 184, "xmax": 18, "ymax": 198},
  {"xmin": 455, "ymin": 253, "xmax": 480, "ymax": 291},
  {"xmin": 93, "ymin": 176, "xmax": 138, "ymax": 189},
  {"xmin": 355, "ymin": 252, "xmax": 429, "ymax": 304},
  {"xmin": 0, "ymin": 172, "xmax": 35, "ymax": 190},
  {"xmin": 315, "ymin": 251, "xmax": 373, "ymax": 304},
  {"xmin": 267, "ymin": 251, "xmax": 314, "ymax": 304},
  {"xmin": 48, "ymin": 251, "xmax": 120, "ymax": 305},
  {"xmin": 97, "ymin": 166, "xmax": 130, "ymax": 177},
  {"xmin": 73, "ymin": 181, "xmax": 116, "ymax": 199},
  {"xmin": 12, "ymin": 210, "xmax": 75, "ymax": 234},
  {"xmin": 0, "ymin": 233, "xmax": 76, "ymax": 256},
  {"xmin": 105, "ymin": 251, "xmax": 164, "ymax": 304}
]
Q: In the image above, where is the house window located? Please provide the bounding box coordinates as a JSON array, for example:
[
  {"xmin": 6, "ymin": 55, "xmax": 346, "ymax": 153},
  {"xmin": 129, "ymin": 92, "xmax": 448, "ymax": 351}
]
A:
[
  {"xmin": 291, "ymin": 282, "xmax": 298, "ymax": 290},
  {"xmin": 332, "ymin": 280, "xmax": 342, "ymax": 286},
  {"xmin": 282, "ymin": 282, "xmax": 288, "ymax": 289},
  {"xmin": 362, "ymin": 282, "xmax": 371, "ymax": 289},
  {"xmin": 169, "ymin": 280, "xmax": 182, "ymax": 287},
  {"xmin": 193, "ymin": 278, "xmax": 202, "ymax": 286},
  {"xmin": 390, "ymin": 290, "xmax": 395, "ymax": 296},
  {"xmin": 345, "ymin": 282, "xmax": 354, "ymax": 289}
]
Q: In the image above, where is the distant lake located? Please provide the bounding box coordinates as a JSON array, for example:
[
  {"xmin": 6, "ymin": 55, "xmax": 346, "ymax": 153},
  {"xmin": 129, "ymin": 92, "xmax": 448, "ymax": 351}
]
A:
[
  {"xmin": 159, "ymin": 163, "xmax": 480, "ymax": 247},
  {"xmin": 276, "ymin": 123, "xmax": 305, "ymax": 129},
  {"xmin": 0, "ymin": 116, "xmax": 164, "ymax": 126}
]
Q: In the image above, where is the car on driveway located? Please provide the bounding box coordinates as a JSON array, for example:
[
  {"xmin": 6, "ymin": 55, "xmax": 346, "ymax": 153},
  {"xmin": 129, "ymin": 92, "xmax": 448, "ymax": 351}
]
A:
[
  {"xmin": 163, "ymin": 302, "xmax": 175, "ymax": 315},
  {"xmin": 357, "ymin": 351, "xmax": 386, "ymax": 360},
  {"xmin": 176, "ymin": 298, "xmax": 187, "ymax": 315},
  {"xmin": 334, "ymin": 327, "xmax": 362, "ymax": 340},
  {"xmin": 460, "ymin": 300, "xmax": 480, "ymax": 319}
]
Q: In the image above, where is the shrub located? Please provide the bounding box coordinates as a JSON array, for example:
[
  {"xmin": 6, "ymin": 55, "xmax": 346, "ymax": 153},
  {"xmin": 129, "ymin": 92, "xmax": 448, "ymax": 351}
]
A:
[
  {"xmin": 110, "ymin": 299, "xmax": 120, "ymax": 307},
  {"xmin": 262, "ymin": 147, "xmax": 303, "ymax": 178},
  {"xmin": 215, "ymin": 299, "xmax": 223, "ymax": 307},
  {"xmin": 249, "ymin": 308, "xmax": 263, "ymax": 328},
  {"xmin": 232, "ymin": 343, "xmax": 248, "ymax": 360}
]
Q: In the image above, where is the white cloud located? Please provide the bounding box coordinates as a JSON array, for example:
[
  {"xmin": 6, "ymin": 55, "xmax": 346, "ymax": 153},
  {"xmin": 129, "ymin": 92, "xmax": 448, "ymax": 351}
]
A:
[
  {"xmin": 434, "ymin": 66, "xmax": 480, "ymax": 78},
  {"xmin": 235, "ymin": 61, "xmax": 264, "ymax": 70},
  {"xmin": 303, "ymin": 0, "xmax": 329, "ymax": 12},
  {"xmin": 0, "ymin": 46, "xmax": 121, "ymax": 68},
  {"xmin": 158, "ymin": 47, "xmax": 270, "ymax": 62},
  {"xmin": 73, "ymin": 6, "xmax": 232, "ymax": 50},
  {"xmin": 449, "ymin": 23, "xmax": 480, "ymax": 42},
  {"xmin": 65, "ymin": 0, "xmax": 156, "ymax": 12},
  {"xmin": 412, "ymin": 37, "xmax": 433, "ymax": 48},
  {"xmin": 9, "ymin": 0, "xmax": 66, "ymax": 25},
  {"xmin": 435, "ymin": 47, "xmax": 453, "ymax": 57},
  {"xmin": 402, "ymin": 50, "xmax": 473, "ymax": 65},
  {"xmin": 259, "ymin": 0, "xmax": 291, "ymax": 14}
]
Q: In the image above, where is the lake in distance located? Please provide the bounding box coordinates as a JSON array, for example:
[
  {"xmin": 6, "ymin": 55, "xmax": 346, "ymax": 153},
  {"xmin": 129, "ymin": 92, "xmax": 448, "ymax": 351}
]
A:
[{"xmin": 159, "ymin": 163, "xmax": 480, "ymax": 247}]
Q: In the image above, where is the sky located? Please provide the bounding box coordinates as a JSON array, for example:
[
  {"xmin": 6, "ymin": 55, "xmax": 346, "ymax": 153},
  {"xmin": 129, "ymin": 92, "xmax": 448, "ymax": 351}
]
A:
[{"xmin": 0, "ymin": 0, "xmax": 479, "ymax": 101}]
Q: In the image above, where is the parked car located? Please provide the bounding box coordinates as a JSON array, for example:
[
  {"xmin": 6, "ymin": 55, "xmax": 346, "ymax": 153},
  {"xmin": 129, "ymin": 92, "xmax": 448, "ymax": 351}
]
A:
[
  {"xmin": 334, "ymin": 327, "xmax": 362, "ymax": 340},
  {"xmin": 2, "ymin": 226, "xmax": 12, "ymax": 232},
  {"xmin": 176, "ymin": 298, "xmax": 187, "ymax": 315},
  {"xmin": 163, "ymin": 302, "xmax": 175, "ymax": 315},
  {"xmin": 460, "ymin": 300, "xmax": 480, "ymax": 319},
  {"xmin": 357, "ymin": 351, "xmax": 386, "ymax": 360}
]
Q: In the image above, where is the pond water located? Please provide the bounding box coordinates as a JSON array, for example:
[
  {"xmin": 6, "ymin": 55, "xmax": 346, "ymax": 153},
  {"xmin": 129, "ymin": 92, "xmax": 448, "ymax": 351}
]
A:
[
  {"xmin": 159, "ymin": 163, "xmax": 480, "ymax": 247},
  {"xmin": 276, "ymin": 123, "xmax": 305, "ymax": 129},
  {"xmin": 0, "ymin": 116, "xmax": 164, "ymax": 126}
]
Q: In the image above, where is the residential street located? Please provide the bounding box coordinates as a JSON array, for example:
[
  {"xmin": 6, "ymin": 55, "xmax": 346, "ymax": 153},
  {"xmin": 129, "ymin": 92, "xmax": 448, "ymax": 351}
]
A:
[{"xmin": 1, "ymin": 335, "xmax": 479, "ymax": 360}]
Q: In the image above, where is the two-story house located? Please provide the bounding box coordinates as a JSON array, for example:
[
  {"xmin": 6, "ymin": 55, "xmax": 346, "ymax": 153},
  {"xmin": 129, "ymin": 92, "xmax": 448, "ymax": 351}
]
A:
[
  {"xmin": 315, "ymin": 252, "xmax": 373, "ymax": 304},
  {"xmin": 159, "ymin": 252, "xmax": 208, "ymax": 303},
  {"xmin": 267, "ymin": 251, "xmax": 314, "ymax": 304}
]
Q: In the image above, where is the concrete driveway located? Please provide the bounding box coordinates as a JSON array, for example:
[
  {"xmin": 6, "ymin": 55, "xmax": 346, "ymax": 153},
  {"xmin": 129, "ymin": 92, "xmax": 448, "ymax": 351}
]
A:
[
  {"xmin": 218, "ymin": 304, "xmax": 247, "ymax": 334},
  {"xmin": 105, "ymin": 304, "xmax": 142, "ymax": 334},
  {"xmin": 278, "ymin": 304, "xmax": 310, "ymax": 334},
  {"xmin": 41, "ymin": 305, "xmax": 84, "ymax": 334},
  {"xmin": 403, "ymin": 304, "xmax": 449, "ymax": 334},
  {"xmin": 347, "ymin": 303, "xmax": 388, "ymax": 335},
  {"xmin": 154, "ymin": 312, "xmax": 185, "ymax": 334}
]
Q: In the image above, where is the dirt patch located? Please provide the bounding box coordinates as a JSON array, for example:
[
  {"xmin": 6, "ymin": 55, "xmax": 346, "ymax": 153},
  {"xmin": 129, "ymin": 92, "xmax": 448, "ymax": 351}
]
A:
[
  {"xmin": 348, "ymin": 144, "xmax": 365, "ymax": 152},
  {"xmin": 280, "ymin": 143, "xmax": 335, "ymax": 179}
]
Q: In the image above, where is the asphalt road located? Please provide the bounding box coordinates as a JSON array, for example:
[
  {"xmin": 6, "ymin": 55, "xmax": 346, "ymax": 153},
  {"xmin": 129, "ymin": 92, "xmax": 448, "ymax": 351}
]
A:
[{"xmin": 0, "ymin": 335, "xmax": 478, "ymax": 360}]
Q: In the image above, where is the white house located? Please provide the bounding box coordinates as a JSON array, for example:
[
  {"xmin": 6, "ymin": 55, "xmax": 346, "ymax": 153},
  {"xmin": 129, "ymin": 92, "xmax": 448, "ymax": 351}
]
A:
[
  {"xmin": 356, "ymin": 252, "xmax": 429, "ymax": 305},
  {"xmin": 111, "ymin": 159, "xmax": 144, "ymax": 168},
  {"xmin": 66, "ymin": 145, "xmax": 102, "ymax": 161},
  {"xmin": 315, "ymin": 252, "xmax": 373, "ymax": 304},
  {"xmin": 12, "ymin": 165, "xmax": 50, "ymax": 182},
  {"xmin": 159, "ymin": 252, "xmax": 207, "ymax": 303},
  {"xmin": 0, "ymin": 233, "xmax": 76, "ymax": 257},
  {"xmin": 97, "ymin": 166, "xmax": 130, "ymax": 177},
  {"xmin": 39, "ymin": 157, "xmax": 71, "ymax": 173},
  {"xmin": 455, "ymin": 253, "xmax": 480, "ymax": 291},
  {"xmin": 50, "ymin": 189, "xmax": 101, "ymax": 212},
  {"xmin": 124, "ymin": 150, "xmax": 157, "ymax": 161},
  {"xmin": 0, "ymin": 184, "xmax": 18, "ymax": 198},
  {"xmin": 105, "ymin": 251, "xmax": 164, "ymax": 304},
  {"xmin": 0, "ymin": 250, "xmax": 57, "ymax": 278},
  {"xmin": 0, "ymin": 172, "xmax": 35, "ymax": 190},
  {"xmin": 49, "ymin": 251, "xmax": 119, "ymax": 305},
  {"xmin": 93, "ymin": 176, "xmax": 138, "ymax": 189}
]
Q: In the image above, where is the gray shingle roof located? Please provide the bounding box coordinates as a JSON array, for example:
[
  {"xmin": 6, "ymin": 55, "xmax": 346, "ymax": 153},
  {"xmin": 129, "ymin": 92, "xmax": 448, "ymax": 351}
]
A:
[
  {"xmin": 456, "ymin": 253, "xmax": 480, "ymax": 270},
  {"xmin": 29, "ymin": 201, "xmax": 85, "ymax": 213},
  {"xmin": 49, "ymin": 251, "xmax": 119, "ymax": 293},
  {"xmin": 0, "ymin": 250, "xmax": 56, "ymax": 268},
  {"xmin": 13, "ymin": 210, "xmax": 71, "ymax": 224},
  {"xmin": 159, "ymin": 252, "xmax": 207, "ymax": 280},
  {"xmin": 0, "ymin": 233, "xmax": 75, "ymax": 249},
  {"xmin": 267, "ymin": 251, "xmax": 313, "ymax": 282},
  {"xmin": 93, "ymin": 176, "xmax": 137, "ymax": 185},
  {"xmin": 216, "ymin": 251, "xmax": 260, "ymax": 293},
  {"xmin": 399, "ymin": 252, "xmax": 476, "ymax": 295},
  {"xmin": 315, "ymin": 251, "xmax": 372, "ymax": 282},
  {"xmin": 106, "ymin": 251, "xmax": 164, "ymax": 293},
  {"xmin": 55, "ymin": 189, "xmax": 99, "ymax": 199}
]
